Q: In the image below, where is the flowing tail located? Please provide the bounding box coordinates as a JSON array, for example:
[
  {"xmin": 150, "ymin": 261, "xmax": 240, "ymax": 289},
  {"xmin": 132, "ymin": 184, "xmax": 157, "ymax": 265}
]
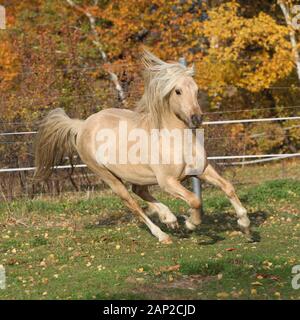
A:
[{"xmin": 34, "ymin": 108, "xmax": 83, "ymax": 181}]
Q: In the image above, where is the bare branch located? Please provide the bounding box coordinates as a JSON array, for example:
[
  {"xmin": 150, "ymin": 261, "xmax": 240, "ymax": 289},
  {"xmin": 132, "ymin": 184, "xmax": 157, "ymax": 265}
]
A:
[
  {"xmin": 66, "ymin": 0, "xmax": 127, "ymax": 107},
  {"xmin": 278, "ymin": 0, "xmax": 300, "ymax": 82}
]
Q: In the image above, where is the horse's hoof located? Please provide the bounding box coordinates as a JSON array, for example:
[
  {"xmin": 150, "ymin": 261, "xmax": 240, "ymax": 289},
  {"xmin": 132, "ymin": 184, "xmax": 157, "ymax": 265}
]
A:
[
  {"xmin": 185, "ymin": 219, "xmax": 197, "ymax": 231},
  {"xmin": 240, "ymin": 226, "xmax": 257, "ymax": 242},
  {"xmin": 166, "ymin": 221, "xmax": 179, "ymax": 230},
  {"xmin": 240, "ymin": 226, "xmax": 250, "ymax": 236},
  {"xmin": 246, "ymin": 230, "xmax": 260, "ymax": 243},
  {"xmin": 160, "ymin": 236, "xmax": 173, "ymax": 244}
]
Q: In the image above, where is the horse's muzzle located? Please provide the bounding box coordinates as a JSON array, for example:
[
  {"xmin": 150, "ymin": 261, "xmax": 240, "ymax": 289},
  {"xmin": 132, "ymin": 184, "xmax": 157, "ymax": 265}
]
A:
[{"xmin": 190, "ymin": 114, "xmax": 203, "ymax": 128}]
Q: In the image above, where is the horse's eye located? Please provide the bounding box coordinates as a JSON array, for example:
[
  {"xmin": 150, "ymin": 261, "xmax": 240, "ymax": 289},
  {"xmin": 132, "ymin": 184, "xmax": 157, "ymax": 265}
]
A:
[{"xmin": 175, "ymin": 89, "xmax": 182, "ymax": 95}]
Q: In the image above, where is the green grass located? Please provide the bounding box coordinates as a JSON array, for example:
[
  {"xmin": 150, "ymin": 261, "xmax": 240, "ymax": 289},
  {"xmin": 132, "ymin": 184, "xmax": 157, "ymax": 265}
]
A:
[{"xmin": 0, "ymin": 178, "xmax": 300, "ymax": 300}]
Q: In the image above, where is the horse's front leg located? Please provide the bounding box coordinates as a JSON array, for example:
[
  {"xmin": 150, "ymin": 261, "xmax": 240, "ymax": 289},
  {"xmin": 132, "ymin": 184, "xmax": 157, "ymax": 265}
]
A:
[
  {"xmin": 199, "ymin": 164, "xmax": 251, "ymax": 235},
  {"xmin": 158, "ymin": 177, "xmax": 202, "ymax": 231}
]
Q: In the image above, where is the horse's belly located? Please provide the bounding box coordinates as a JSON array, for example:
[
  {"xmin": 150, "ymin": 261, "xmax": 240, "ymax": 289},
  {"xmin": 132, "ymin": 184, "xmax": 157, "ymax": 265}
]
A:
[{"xmin": 105, "ymin": 164, "xmax": 158, "ymax": 185}]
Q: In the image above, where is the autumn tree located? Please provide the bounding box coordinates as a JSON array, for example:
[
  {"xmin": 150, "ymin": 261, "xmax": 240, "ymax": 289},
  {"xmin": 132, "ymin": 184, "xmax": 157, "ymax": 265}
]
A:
[{"xmin": 197, "ymin": 1, "xmax": 293, "ymax": 96}]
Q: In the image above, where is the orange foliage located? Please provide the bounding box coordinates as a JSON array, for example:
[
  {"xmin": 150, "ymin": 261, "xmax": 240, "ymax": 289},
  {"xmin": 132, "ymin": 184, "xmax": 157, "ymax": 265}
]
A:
[
  {"xmin": 0, "ymin": 39, "xmax": 19, "ymax": 91},
  {"xmin": 87, "ymin": 0, "xmax": 205, "ymax": 62}
]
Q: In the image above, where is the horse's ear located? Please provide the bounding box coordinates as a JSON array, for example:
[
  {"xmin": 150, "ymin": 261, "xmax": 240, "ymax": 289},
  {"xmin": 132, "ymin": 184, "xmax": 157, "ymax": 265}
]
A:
[
  {"xmin": 189, "ymin": 63, "xmax": 195, "ymax": 76},
  {"xmin": 141, "ymin": 47, "xmax": 165, "ymax": 69}
]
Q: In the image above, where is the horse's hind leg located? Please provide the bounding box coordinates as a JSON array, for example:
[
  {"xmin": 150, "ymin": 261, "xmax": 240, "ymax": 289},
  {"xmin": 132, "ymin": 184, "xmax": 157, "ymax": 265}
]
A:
[
  {"xmin": 199, "ymin": 164, "xmax": 251, "ymax": 235},
  {"xmin": 132, "ymin": 185, "xmax": 179, "ymax": 229},
  {"xmin": 88, "ymin": 165, "xmax": 172, "ymax": 243}
]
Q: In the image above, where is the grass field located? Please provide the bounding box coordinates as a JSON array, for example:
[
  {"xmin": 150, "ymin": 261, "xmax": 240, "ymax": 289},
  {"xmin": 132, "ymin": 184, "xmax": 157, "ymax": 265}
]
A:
[{"xmin": 0, "ymin": 164, "xmax": 300, "ymax": 299}]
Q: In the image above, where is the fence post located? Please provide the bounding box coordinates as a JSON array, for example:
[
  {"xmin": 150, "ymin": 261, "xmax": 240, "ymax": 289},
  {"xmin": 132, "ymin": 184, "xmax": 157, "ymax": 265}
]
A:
[{"xmin": 178, "ymin": 57, "xmax": 204, "ymax": 216}]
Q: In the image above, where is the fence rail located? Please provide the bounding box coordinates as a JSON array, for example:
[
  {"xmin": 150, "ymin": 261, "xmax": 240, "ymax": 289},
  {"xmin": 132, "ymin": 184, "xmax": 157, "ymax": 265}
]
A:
[
  {"xmin": 1, "ymin": 154, "xmax": 300, "ymax": 173},
  {"xmin": 202, "ymin": 116, "xmax": 300, "ymax": 125},
  {"xmin": 1, "ymin": 116, "xmax": 300, "ymax": 137}
]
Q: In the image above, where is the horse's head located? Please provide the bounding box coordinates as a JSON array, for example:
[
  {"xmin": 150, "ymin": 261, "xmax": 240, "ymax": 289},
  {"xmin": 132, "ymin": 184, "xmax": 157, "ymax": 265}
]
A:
[
  {"xmin": 139, "ymin": 49, "xmax": 207, "ymax": 129},
  {"xmin": 168, "ymin": 75, "xmax": 204, "ymax": 129}
]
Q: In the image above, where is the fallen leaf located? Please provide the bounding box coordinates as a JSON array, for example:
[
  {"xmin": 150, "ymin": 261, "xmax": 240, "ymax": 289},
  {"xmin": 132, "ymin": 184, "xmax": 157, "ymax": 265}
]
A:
[
  {"xmin": 274, "ymin": 292, "xmax": 281, "ymax": 298},
  {"xmin": 217, "ymin": 292, "xmax": 229, "ymax": 299},
  {"xmin": 256, "ymin": 273, "xmax": 280, "ymax": 281},
  {"xmin": 159, "ymin": 264, "xmax": 180, "ymax": 272},
  {"xmin": 251, "ymin": 288, "xmax": 257, "ymax": 295}
]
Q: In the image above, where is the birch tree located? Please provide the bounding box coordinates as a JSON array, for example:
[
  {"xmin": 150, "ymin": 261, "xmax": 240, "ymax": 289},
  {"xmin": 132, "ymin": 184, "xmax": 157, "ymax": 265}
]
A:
[
  {"xmin": 278, "ymin": 0, "xmax": 300, "ymax": 81},
  {"xmin": 66, "ymin": 0, "xmax": 127, "ymax": 107}
]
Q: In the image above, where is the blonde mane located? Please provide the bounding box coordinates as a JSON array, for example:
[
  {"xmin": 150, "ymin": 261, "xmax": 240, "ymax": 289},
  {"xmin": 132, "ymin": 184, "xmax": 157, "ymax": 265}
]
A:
[{"xmin": 136, "ymin": 50, "xmax": 195, "ymax": 128}]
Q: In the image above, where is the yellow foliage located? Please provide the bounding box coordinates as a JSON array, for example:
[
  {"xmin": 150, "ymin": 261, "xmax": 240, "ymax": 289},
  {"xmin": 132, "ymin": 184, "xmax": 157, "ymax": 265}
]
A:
[{"xmin": 196, "ymin": 1, "xmax": 294, "ymax": 98}]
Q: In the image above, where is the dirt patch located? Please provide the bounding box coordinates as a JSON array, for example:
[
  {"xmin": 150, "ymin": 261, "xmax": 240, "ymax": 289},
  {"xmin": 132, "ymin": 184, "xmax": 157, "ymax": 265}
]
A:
[
  {"xmin": 157, "ymin": 274, "xmax": 217, "ymax": 290},
  {"xmin": 129, "ymin": 274, "xmax": 217, "ymax": 299}
]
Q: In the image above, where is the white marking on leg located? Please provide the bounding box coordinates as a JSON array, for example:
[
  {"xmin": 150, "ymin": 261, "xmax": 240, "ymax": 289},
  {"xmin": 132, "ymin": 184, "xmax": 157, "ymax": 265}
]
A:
[
  {"xmin": 183, "ymin": 208, "xmax": 201, "ymax": 231},
  {"xmin": 142, "ymin": 214, "xmax": 172, "ymax": 242},
  {"xmin": 138, "ymin": 211, "xmax": 170, "ymax": 242},
  {"xmin": 147, "ymin": 202, "xmax": 177, "ymax": 224},
  {"xmin": 144, "ymin": 205, "xmax": 157, "ymax": 217},
  {"xmin": 230, "ymin": 200, "xmax": 250, "ymax": 228},
  {"xmin": 156, "ymin": 203, "xmax": 177, "ymax": 224}
]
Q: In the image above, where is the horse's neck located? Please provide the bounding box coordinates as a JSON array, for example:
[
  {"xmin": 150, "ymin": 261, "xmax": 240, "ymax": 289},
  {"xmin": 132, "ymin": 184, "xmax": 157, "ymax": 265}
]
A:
[
  {"xmin": 141, "ymin": 112, "xmax": 187, "ymax": 131},
  {"xmin": 162, "ymin": 114, "xmax": 187, "ymax": 130}
]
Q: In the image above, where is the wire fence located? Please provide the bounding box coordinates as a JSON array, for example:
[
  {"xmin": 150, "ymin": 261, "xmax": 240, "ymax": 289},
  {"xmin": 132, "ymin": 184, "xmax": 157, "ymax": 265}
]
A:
[
  {"xmin": 0, "ymin": 131, "xmax": 298, "ymax": 145},
  {"xmin": 1, "ymin": 61, "xmax": 300, "ymax": 77},
  {"xmin": 0, "ymin": 115, "xmax": 299, "ymax": 174},
  {"xmin": 1, "ymin": 154, "xmax": 299, "ymax": 174},
  {"xmin": 1, "ymin": 115, "xmax": 300, "ymax": 137}
]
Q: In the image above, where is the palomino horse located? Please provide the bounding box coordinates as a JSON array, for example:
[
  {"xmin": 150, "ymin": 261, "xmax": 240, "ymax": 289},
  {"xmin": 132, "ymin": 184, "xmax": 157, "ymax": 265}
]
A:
[{"xmin": 34, "ymin": 50, "xmax": 250, "ymax": 243}]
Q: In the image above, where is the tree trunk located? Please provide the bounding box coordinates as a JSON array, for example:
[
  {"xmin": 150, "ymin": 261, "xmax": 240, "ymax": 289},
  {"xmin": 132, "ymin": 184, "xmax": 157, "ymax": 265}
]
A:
[
  {"xmin": 66, "ymin": 0, "xmax": 127, "ymax": 107},
  {"xmin": 278, "ymin": 1, "xmax": 300, "ymax": 81}
]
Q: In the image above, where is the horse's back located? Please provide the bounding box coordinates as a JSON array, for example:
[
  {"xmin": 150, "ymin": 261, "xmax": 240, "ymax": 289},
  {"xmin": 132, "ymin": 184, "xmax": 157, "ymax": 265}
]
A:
[
  {"xmin": 88, "ymin": 108, "xmax": 137, "ymax": 122},
  {"xmin": 75, "ymin": 108, "xmax": 157, "ymax": 184}
]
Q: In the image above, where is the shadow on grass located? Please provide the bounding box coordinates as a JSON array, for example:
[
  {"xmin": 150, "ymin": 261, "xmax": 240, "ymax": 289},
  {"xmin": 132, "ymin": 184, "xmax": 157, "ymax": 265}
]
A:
[
  {"xmin": 159, "ymin": 210, "xmax": 267, "ymax": 245},
  {"xmin": 87, "ymin": 208, "xmax": 267, "ymax": 245}
]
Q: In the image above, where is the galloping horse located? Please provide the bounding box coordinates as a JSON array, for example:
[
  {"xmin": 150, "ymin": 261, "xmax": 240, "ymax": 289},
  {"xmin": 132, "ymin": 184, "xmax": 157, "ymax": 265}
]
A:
[{"xmin": 34, "ymin": 50, "xmax": 250, "ymax": 243}]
